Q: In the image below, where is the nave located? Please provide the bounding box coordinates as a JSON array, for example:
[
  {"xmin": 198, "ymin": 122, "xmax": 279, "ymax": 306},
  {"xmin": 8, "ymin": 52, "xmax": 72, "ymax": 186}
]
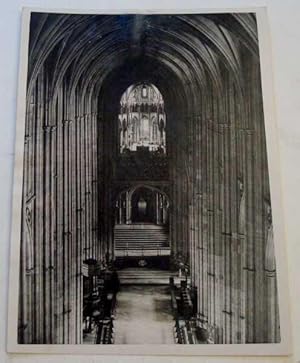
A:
[
  {"xmin": 18, "ymin": 12, "xmax": 280, "ymax": 345},
  {"xmin": 82, "ymin": 266, "xmax": 210, "ymax": 345},
  {"xmin": 113, "ymin": 284, "xmax": 175, "ymax": 345}
]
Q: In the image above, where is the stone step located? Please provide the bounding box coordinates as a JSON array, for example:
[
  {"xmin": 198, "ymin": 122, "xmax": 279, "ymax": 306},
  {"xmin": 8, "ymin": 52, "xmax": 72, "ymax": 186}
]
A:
[
  {"xmin": 118, "ymin": 268, "xmax": 173, "ymax": 273},
  {"xmin": 115, "ymin": 249, "xmax": 171, "ymax": 257},
  {"xmin": 115, "ymin": 238, "xmax": 168, "ymax": 242},
  {"xmin": 115, "ymin": 237, "xmax": 169, "ymax": 240},
  {"xmin": 117, "ymin": 268, "xmax": 177, "ymax": 285},
  {"xmin": 115, "ymin": 247, "xmax": 168, "ymax": 250},
  {"xmin": 114, "ymin": 231, "xmax": 168, "ymax": 235},
  {"xmin": 115, "ymin": 237, "xmax": 168, "ymax": 240},
  {"xmin": 115, "ymin": 224, "xmax": 168, "ymax": 230},
  {"xmin": 115, "ymin": 243, "xmax": 168, "ymax": 246},
  {"xmin": 114, "ymin": 224, "xmax": 170, "ymax": 256}
]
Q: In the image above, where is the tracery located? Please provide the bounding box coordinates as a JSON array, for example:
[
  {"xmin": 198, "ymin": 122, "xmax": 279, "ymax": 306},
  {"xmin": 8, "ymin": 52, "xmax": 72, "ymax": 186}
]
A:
[{"xmin": 119, "ymin": 84, "xmax": 166, "ymax": 153}]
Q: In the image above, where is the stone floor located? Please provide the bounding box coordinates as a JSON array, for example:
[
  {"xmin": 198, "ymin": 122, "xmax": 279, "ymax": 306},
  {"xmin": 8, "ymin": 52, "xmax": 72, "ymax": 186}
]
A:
[{"xmin": 113, "ymin": 285, "xmax": 175, "ymax": 344}]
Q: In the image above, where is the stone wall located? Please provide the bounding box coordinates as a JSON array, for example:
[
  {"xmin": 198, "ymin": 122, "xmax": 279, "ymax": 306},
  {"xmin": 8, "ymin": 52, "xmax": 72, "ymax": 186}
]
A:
[{"xmin": 19, "ymin": 65, "xmax": 100, "ymax": 344}]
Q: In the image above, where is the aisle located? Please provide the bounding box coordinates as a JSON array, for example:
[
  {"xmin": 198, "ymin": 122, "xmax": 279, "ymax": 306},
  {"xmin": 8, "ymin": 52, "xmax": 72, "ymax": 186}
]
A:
[{"xmin": 114, "ymin": 285, "xmax": 175, "ymax": 344}]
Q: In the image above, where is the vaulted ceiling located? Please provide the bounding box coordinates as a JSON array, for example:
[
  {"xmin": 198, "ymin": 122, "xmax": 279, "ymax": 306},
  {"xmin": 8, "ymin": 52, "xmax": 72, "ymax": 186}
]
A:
[{"xmin": 27, "ymin": 13, "xmax": 259, "ymax": 108}]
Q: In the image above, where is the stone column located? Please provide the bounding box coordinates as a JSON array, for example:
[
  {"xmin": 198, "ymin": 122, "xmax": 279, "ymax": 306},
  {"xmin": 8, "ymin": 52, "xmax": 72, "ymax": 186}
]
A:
[
  {"xmin": 156, "ymin": 192, "xmax": 160, "ymax": 224},
  {"xmin": 126, "ymin": 191, "xmax": 131, "ymax": 224}
]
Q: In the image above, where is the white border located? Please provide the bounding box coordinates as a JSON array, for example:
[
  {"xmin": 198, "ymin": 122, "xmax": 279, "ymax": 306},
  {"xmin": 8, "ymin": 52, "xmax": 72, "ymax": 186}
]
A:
[{"xmin": 6, "ymin": 6, "xmax": 292, "ymax": 356}]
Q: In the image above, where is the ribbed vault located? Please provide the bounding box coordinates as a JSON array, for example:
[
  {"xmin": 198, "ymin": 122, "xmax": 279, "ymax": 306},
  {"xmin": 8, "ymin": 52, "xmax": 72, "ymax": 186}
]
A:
[{"xmin": 27, "ymin": 13, "xmax": 258, "ymax": 105}]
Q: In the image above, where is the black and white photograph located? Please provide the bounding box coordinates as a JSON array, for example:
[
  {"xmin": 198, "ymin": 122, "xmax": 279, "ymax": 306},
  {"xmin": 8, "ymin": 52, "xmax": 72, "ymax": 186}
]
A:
[{"xmin": 6, "ymin": 8, "xmax": 291, "ymax": 355}]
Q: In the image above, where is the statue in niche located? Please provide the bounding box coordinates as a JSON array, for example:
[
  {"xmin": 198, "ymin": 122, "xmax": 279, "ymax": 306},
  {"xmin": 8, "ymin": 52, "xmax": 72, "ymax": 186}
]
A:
[
  {"xmin": 132, "ymin": 118, "xmax": 137, "ymax": 143},
  {"xmin": 264, "ymin": 198, "xmax": 276, "ymax": 274},
  {"xmin": 238, "ymin": 177, "xmax": 246, "ymax": 235},
  {"xmin": 159, "ymin": 119, "xmax": 165, "ymax": 143},
  {"xmin": 152, "ymin": 120, "xmax": 158, "ymax": 143}
]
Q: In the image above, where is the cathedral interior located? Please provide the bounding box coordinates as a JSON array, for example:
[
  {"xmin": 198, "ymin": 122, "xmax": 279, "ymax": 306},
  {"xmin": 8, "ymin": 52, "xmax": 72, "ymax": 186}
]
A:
[{"xmin": 18, "ymin": 12, "xmax": 280, "ymax": 345}]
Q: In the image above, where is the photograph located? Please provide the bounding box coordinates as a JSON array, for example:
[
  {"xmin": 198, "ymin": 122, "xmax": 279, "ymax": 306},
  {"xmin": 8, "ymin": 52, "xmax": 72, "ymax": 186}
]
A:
[{"xmin": 7, "ymin": 8, "xmax": 289, "ymax": 354}]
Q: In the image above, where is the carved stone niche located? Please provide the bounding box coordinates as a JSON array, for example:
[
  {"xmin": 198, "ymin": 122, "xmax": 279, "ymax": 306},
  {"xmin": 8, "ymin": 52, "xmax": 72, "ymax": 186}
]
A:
[
  {"xmin": 25, "ymin": 195, "xmax": 35, "ymax": 274},
  {"xmin": 264, "ymin": 197, "xmax": 276, "ymax": 276}
]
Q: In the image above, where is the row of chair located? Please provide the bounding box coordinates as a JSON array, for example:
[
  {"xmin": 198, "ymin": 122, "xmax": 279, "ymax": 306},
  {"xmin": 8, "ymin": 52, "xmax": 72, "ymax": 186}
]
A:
[
  {"xmin": 170, "ymin": 280, "xmax": 210, "ymax": 344},
  {"xmin": 83, "ymin": 267, "xmax": 120, "ymax": 344},
  {"xmin": 95, "ymin": 317, "xmax": 115, "ymax": 344}
]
